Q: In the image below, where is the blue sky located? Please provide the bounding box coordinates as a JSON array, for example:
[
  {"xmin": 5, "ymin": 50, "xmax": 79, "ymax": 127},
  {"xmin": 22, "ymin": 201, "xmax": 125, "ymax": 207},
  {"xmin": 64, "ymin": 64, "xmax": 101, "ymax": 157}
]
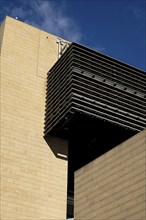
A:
[{"xmin": 0, "ymin": 0, "xmax": 145, "ymax": 70}]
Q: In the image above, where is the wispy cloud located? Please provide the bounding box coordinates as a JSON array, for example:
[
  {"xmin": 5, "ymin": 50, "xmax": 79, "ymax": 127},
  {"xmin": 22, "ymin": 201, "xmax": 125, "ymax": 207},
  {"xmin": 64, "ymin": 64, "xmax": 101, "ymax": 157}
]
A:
[
  {"xmin": 132, "ymin": 8, "xmax": 145, "ymax": 21},
  {"xmin": 93, "ymin": 45, "xmax": 106, "ymax": 53},
  {"xmin": 1, "ymin": 0, "xmax": 82, "ymax": 42},
  {"xmin": 126, "ymin": 3, "xmax": 146, "ymax": 24}
]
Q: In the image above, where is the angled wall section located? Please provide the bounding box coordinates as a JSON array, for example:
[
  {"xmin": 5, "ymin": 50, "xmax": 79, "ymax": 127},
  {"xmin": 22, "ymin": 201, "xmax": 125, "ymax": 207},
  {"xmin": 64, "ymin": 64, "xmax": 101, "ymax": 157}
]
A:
[{"xmin": 0, "ymin": 18, "xmax": 5, "ymax": 51}]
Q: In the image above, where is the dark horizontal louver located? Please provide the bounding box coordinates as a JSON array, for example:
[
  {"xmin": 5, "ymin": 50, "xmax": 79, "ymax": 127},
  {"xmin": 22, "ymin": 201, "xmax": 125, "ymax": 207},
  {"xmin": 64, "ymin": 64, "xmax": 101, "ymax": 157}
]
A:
[{"xmin": 44, "ymin": 42, "xmax": 146, "ymax": 140}]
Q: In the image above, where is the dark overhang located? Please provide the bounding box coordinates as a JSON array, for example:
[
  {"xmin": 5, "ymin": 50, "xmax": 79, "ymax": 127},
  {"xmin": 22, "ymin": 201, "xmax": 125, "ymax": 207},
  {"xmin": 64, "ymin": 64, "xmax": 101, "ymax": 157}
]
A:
[{"xmin": 44, "ymin": 42, "xmax": 146, "ymax": 141}]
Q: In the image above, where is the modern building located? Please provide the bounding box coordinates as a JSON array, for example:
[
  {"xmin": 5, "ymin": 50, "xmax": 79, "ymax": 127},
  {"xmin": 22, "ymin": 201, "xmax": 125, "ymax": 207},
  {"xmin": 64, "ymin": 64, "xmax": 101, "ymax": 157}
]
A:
[{"xmin": 0, "ymin": 16, "xmax": 146, "ymax": 219}]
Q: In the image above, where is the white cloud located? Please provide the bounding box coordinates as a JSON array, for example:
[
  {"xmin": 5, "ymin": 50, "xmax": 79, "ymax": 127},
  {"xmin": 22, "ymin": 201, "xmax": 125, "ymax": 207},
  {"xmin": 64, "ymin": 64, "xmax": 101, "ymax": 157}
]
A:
[
  {"xmin": 2, "ymin": 0, "xmax": 82, "ymax": 42},
  {"xmin": 132, "ymin": 8, "xmax": 145, "ymax": 21},
  {"xmin": 126, "ymin": 5, "xmax": 145, "ymax": 23},
  {"xmin": 94, "ymin": 46, "xmax": 105, "ymax": 53}
]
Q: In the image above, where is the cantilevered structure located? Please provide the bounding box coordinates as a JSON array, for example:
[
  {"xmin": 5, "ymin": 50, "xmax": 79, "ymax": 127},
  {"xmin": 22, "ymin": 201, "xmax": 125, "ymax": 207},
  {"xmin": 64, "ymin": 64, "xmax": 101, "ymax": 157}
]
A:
[
  {"xmin": 44, "ymin": 43, "xmax": 146, "ymax": 218},
  {"xmin": 44, "ymin": 42, "xmax": 146, "ymax": 169}
]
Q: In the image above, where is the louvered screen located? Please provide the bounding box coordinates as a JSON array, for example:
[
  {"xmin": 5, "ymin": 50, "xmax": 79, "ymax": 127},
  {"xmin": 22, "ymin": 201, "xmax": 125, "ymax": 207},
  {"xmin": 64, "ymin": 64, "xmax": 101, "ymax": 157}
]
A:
[{"xmin": 44, "ymin": 42, "xmax": 146, "ymax": 140}]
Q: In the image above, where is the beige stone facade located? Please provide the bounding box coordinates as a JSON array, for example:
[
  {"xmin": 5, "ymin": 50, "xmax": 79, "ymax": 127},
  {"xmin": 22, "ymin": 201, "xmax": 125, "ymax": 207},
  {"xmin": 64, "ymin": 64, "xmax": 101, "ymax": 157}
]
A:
[
  {"xmin": 75, "ymin": 129, "xmax": 146, "ymax": 219},
  {"xmin": 0, "ymin": 16, "xmax": 68, "ymax": 219}
]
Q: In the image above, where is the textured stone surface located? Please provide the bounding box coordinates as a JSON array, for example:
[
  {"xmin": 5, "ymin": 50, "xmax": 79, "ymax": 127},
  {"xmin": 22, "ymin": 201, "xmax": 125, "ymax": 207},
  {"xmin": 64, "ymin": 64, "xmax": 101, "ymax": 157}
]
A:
[
  {"xmin": 75, "ymin": 130, "xmax": 146, "ymax": 219},
  {"xmin": 0, "ymin": 16, "xmax": 68, "ymax": 219}
]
